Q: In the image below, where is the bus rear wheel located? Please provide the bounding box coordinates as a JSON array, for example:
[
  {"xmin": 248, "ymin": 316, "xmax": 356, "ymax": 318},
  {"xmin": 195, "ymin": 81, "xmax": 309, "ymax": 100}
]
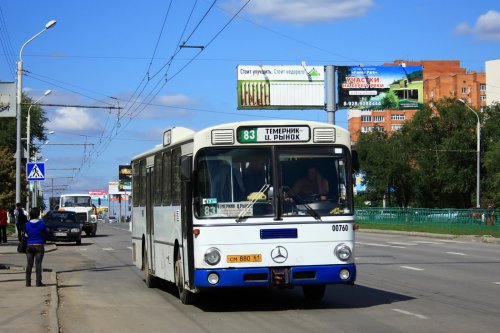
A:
[
  {"xmin": 174, "ymin": 252, "xmax": 196, "ymax": 305},
  {"xmin": 302, "ymin": 284, "xmax": 326, "ymax": 301}
]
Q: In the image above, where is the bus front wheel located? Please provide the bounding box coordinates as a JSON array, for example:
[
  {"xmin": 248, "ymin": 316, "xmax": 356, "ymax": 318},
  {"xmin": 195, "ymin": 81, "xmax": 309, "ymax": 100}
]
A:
[
  {"xmin": 174, "ymin": 252, "xmax": 196, "ymax": 305},
  {"xmin": 302, "ymin": 284, "xmax": 326, "ymax": 301}
]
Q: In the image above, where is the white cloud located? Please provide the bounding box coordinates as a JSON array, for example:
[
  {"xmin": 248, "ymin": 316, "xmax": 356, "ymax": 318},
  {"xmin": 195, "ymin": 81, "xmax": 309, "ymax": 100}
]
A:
[
  {"xmin": 229, "ymin": 0, "xmax": 374, "ymax": 23},
  {"xmin": 48, "ymin": 107, "xmax": 104, "ymax": 134},
  {"xmin": 132, "ymin": 93, "xmax": 198, "ymax": 119},
  {"xmin": 455, "ymin": 10, "xmax": 500, "ymax": 41}
]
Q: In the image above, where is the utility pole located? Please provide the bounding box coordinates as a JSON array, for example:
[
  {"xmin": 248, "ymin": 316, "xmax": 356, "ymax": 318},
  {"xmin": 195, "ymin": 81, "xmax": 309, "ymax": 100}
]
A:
[{"xmin": 325, "ymin": 65, "xmax": 336, "ymax": 125}]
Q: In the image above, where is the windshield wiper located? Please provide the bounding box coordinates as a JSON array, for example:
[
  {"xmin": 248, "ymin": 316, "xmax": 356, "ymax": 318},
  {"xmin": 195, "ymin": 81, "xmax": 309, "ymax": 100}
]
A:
[{"xmin": 282, "ymin": 186, "xmax": 321, "ymax": 221}]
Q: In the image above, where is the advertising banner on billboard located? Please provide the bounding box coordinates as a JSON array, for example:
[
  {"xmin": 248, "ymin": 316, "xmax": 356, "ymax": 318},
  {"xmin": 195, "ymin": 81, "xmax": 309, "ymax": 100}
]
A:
[
  {"xmin": 119, "ymin": 165, "xmax": 132, "ymax": 191},
  {"xmin": 0, "ymin": 82, "xmax": 16, "ymax": 118},
  {"xmin": 88, "ymin": 190, "xmax": 108, "ymax": 200},
  {"xmin": 337, "ymin": 65, "xmax": 423, "ymax": 110},
  {"xmin": 237, "ymin": 65, "xmax": 325, "ymax": 110}
]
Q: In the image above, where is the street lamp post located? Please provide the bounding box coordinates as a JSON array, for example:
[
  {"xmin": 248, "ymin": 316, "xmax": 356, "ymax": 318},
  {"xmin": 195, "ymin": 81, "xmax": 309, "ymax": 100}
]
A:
[
  {"xmin": 459, "ymin": 99, "xmax": 481, "ymax": 208},
  {"xmin": 16, "ymin": 20, "xmax": 56, "ymax": 205},
  {"xmin": 26, "ymin": 90, "xmax": 52, "ymax": 211}
]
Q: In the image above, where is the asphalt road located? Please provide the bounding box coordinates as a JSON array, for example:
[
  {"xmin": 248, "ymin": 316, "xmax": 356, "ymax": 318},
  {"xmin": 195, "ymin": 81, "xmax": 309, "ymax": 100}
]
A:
[{"xmin": 46, "ymin": 224, "xmax": 500, "ymax": 333}]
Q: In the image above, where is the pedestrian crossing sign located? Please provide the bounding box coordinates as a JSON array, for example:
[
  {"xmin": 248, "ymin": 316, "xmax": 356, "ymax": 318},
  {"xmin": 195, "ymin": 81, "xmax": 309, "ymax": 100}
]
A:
[{"xmin": 26, "ymin": 162, "xmax": 45, "ymax": 181}]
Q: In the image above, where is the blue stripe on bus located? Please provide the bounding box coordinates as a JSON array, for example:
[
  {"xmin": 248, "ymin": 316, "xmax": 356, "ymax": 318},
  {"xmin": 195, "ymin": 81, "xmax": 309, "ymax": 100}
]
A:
[
  {"xmin": 193, "ymin": 264, "xmax": 356, "ymax": 288},
  {"xmin": 260, "ymin": 228, "xmax": 298, "ymax": 239}
]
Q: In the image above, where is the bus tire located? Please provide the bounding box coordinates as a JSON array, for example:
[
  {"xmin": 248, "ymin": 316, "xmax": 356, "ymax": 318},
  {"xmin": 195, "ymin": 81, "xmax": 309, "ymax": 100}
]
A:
[
  {"xmin": 175, "ymin": 252, "xmax": 196, "ymax": 305},
  {"xmin": 143, "ymin": 250, "xmax": 157, "ymax": 288},
  {"xmin": 302, "ymin": 284, "xmax": 326, "ymax": 301}
]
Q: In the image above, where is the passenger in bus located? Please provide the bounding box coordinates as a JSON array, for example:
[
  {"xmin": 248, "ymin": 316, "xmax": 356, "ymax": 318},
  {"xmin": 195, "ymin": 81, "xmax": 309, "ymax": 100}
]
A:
[
  {"xmin": 242, "ymin": 157, "xmax": 268, "ymax": 195},
  {"xmin": 292, "ymin": 166, "xmax": 329, "ymax": 200}
]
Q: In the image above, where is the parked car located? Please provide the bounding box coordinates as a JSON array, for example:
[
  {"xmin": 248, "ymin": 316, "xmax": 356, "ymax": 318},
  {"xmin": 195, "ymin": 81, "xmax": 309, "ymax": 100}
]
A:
[{"xmin": 43, "ymin": 210, "xmax": 82, "ymax": 245}]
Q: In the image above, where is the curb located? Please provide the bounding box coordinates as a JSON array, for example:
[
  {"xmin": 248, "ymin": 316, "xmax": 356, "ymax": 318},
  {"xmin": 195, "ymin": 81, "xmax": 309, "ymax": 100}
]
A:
[
  {"xmin": 50, "ymin": 271, "xmax": 59, "ymax": 333},
  {"xmin": 0, "ymin": 243, "xmax": 57, "ymax": 255},
  {"xmin": 358, "ymin": 229, "xmax": 500, "ymax": 244}
]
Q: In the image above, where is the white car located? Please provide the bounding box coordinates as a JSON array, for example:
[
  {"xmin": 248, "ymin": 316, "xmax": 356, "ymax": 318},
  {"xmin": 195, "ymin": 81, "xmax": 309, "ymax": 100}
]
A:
[{"xmin": 108, "ymin": 216, "xmax": 118, "ymax": 223}]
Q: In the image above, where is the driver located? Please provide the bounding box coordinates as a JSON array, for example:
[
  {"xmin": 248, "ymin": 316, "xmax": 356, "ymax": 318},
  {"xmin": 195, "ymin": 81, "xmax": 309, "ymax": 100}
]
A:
[{"xmin": 292, "ymin": 167, "xmax": 329, "ymax": 200}]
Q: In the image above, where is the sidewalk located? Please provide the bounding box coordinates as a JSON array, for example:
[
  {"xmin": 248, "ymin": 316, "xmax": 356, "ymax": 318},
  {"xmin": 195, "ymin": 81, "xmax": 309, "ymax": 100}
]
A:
[{"xmin": 0, "ymin": 235, "xmax": 58, "ymax": 333}]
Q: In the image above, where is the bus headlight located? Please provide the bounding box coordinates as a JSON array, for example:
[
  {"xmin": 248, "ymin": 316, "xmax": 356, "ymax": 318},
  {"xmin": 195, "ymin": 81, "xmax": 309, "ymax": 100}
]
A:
[
  {"xmin": 334, "ymin": 243, "xmax": 352, "ymax": 261},
  {"xmin": 204, "ymin": 247, "xmax": 221, "ymax": 266}
]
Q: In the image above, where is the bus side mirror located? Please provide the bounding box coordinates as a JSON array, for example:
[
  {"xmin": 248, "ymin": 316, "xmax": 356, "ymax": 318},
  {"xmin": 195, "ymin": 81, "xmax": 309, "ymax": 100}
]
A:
[
  {"xmin": 351, "ymin": 150, "xmax": 360, "ymax": 173},
  {"xmin": 180, "ymin": 156, "xmax": 192, "ymax": 182}
]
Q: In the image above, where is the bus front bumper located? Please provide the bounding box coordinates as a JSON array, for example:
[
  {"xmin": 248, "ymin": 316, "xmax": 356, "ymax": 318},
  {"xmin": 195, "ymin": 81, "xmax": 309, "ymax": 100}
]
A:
[{"xmin": 193, "ymin": 264, "xmax": 356, "ymax": 288}]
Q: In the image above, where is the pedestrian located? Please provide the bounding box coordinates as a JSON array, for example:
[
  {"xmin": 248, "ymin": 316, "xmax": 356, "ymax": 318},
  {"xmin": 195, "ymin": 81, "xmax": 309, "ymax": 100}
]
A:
[
  {"xmin": 25, "ymin": 207, "xmax": 46, "ymax": 287},
  {"xmin": 0, "ymin": 207, "xmax": 8, "ymax": 243},
  {"xmin": 15, "ymin": 203, "xmax": 28, "ymax": 242}
]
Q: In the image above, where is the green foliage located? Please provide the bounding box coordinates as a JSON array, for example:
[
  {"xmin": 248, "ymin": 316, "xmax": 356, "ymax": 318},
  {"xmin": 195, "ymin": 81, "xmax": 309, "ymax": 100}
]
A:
[
  {"xmin": 355, "ymin": 97, "xmax": 493, "ymax": 208},
  {"xmin": 0, "ymin": 94, "xmax": 48, "ymax": 207},
  {"xmin": 0, "ymin": 147, "xmax": 16, "ymax": 207},
  {"xmin": 381, "ymin": 90, "xmax": 400, "ymax": 109}
]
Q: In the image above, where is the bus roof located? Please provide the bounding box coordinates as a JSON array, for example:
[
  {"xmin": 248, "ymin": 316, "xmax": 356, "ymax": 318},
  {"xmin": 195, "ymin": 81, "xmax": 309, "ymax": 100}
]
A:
[{"xmin": 132, "ymin": 120, "xmax": 351, "ymax": 161}]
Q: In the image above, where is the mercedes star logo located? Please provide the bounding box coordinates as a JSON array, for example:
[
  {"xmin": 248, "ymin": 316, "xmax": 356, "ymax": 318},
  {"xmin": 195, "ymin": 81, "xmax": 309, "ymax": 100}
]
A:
[{"xmin": 271, "ymin": 246, "xmax": 288, "ymax": 263}]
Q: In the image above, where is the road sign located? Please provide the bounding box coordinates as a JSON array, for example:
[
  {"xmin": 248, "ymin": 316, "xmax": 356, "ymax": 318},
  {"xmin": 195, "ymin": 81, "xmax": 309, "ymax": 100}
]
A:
[{"xmin": 27, "ymin": 162, "xmax": 45, "ymax": 181}]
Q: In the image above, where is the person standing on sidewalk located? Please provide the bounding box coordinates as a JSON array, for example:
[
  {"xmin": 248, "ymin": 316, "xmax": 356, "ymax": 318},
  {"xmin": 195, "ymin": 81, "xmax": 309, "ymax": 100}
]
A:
[
  {"xmin": 0, "ymin": 207, "xmax": 8, "ymax": 243},
  {"xmin": 15, "ymin": 203, "xmax": 28, "ymax": 242},
  {"xmin": 25, "ymin": 207, "xmax": 46, "ymax": 287}
]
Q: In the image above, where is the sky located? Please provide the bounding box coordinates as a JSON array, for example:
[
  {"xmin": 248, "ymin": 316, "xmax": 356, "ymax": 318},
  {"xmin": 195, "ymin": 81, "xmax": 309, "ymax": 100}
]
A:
[{"xmin": 1, "ymin": 0, "xmax": 499, "ymax": 200}]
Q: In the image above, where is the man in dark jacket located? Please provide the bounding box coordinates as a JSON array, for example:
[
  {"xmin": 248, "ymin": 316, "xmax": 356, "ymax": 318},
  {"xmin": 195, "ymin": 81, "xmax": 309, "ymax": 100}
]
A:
[{"xmin": 15, "ymin": 203, "xmax": 28, "ymax": 241}]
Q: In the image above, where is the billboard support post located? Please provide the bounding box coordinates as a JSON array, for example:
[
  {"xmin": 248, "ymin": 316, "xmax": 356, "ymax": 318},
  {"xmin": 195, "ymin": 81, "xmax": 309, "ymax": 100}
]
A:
[{"xmin": 325, "ymin": 65, "xmax": 336, "ymax": 125}]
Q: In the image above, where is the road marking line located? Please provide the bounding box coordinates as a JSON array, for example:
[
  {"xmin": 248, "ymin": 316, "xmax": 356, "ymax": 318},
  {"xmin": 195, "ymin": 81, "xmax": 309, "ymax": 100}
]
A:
[
  {"xmin": 356, "ymin": 242, "xmax": 406, "ymax": 249},
  {"xmin": 127, "ymin": 247, "xmax": 132, "ymax": 250},
  {"xmin": 446, "ymin": 251, "xmax": 467, "ymax": 256},
  {"xmin": 437, "ymin": 239, "xmax": 465, "ymax": 244},
  {"xmin": 387, "ymin": 241, "xmax": 418, "ymax": 246},
  {"xmin": 392, "ymin": 308, "xmax": 428, "ymax": 319},
  {"xmin": 400, "ymin": 265, "xmax": 424, "ymax": 271},
  {"xmin": 412, "ymin": 241, "xmax": 444, "ymax": 245},
  {"xmin": 102, "ymin": 247, "xmax": 114, "ymax": 251},
  {"xmin": 493, "ymin": 282, "xmax": 500, "ymax": 285}
]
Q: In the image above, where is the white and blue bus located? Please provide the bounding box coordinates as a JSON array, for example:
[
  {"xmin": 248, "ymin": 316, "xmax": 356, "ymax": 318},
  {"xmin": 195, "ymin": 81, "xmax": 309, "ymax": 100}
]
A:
[{"xmin": 131, "ymin": 120, "xmax": 358, "ymax": 304}]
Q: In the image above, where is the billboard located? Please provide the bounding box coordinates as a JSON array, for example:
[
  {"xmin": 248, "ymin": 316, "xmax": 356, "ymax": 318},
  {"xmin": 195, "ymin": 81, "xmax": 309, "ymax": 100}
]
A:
[
  {"xmin": 108, "ymin": 181, "xmax": 120, "ymax": 195},
  {"xmin": 0, "ymin": 82, "xmax": 16, "ymax": 118},
  {"xmin": 119, "ymin": 165, "xmax": 132, "ymax": 191},
  {"xmin": 337, "ymin": 65, "xmax": 423, "ymax": 110},
  {"xmin": 237, "ymin": 65, "xmax": 325, "ymax": 110}
]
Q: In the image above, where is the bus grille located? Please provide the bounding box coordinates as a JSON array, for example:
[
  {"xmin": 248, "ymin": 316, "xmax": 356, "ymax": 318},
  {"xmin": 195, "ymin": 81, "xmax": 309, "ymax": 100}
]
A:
[
  {"xmin": 211, "ymin": 129, "xmax": 234, "ymax": 145},
  {"xmin": 313, "ymin": 128, "xmax": 336, "ymax": 143}
]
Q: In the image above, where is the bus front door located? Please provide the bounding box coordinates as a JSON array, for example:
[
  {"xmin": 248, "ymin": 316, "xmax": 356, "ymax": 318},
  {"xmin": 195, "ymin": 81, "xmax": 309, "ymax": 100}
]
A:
[{"xmin": 146, "ymin": 167, "xmax": 155, "ymax": 274}]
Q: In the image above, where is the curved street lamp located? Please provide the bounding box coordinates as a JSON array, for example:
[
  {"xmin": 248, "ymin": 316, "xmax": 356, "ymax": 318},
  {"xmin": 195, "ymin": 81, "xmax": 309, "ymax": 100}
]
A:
[
  {"xmin": 16, "ymin": 20, "xmax": 57, "ymax": 204},
  {"xmin": 26, "ymin": 89, "xmax": 52, "ymax": 211},
  {"xmin": 459, "ymin": 99, "xmax": 481, "ymax": 208}
]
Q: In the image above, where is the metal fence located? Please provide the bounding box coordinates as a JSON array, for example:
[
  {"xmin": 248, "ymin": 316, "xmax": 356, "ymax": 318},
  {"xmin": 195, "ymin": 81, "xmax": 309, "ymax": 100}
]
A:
[{"xmin": 355, "ymin": 207, "xmax": 498, "ymax": 228}]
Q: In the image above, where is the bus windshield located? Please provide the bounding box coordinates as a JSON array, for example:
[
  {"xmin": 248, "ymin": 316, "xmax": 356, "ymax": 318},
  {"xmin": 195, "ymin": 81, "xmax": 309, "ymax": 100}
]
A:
[
  {"xmin": 194, "ymin": 146, "xmax": 351, "ymax": 219},
  {"xmin": 61, "ymin": 196, "xmax": 92, "ymax": 208}
]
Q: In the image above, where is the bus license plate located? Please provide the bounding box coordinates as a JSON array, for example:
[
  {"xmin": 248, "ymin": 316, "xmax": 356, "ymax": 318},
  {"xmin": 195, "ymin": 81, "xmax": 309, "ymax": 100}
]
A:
[{"xmin": 227, "ymin": 254, "xmax": 262, "ymax": 263}]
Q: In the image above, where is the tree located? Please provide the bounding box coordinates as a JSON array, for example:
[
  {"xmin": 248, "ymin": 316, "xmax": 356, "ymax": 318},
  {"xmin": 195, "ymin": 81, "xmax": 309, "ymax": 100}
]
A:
[
  {"xmin": 0, "ymin": 93, "xmax": 48, "ymax": 206},
  {"xmin": 481, "ymin": 103, "xmax": 500, "ymax": 206},
  {"xmin": 355, "ymin": 97, "xmax": 483, "ymax": 208},
  {"xmin": 0, "ymin": 147, "xmax": 16, "ymax": 208}
]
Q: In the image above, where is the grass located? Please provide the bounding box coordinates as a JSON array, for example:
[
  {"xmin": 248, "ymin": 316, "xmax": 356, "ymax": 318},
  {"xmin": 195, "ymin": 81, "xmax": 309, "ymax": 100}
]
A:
[{"xmin": 358, "ymin": 222, "xmax": 500, "ymax": 238}]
